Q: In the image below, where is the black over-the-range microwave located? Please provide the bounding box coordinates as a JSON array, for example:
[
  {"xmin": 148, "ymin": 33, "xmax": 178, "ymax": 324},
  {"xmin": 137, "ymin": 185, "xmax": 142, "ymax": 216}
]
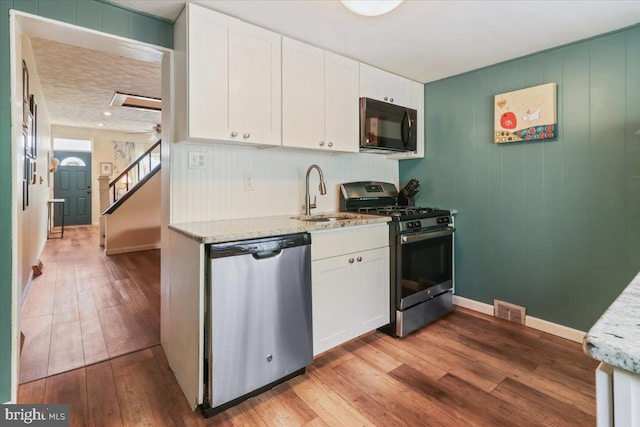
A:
[{"xmin": 359, "ymin": 97, "xmax": 418, "ymax": 153}]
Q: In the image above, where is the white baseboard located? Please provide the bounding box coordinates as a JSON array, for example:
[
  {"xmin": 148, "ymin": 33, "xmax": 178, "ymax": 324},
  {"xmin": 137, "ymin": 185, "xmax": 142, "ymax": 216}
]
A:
[
  {"xmin": 105, "ymin": 243, "xmax": 161, "ymax": 256},
  {"xmin": 525, "ymin": 316, "xmax": 586, "ymax": 343},
  {"xmin": 452, "ymin": 295, "xmax": 586, "ymax": 343},
  {"xmin": 452, "ymin": 295, "xmax": 494, "ymax": 315}
]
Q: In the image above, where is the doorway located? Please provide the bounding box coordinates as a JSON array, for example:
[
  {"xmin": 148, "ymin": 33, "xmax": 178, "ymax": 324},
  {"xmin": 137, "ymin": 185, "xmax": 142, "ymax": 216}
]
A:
[
  {"xmin": 10, "ymin": 11, "xmax": 171, "ymax": 402},
  {"xmin": 53, "ymin": 150, "xmax": 92, "ymax": 226}
]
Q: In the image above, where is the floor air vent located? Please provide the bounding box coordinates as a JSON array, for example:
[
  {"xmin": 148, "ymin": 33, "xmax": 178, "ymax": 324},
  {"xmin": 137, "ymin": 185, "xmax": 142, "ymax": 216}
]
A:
[{"xmin": 493, "ymin": 300, "xmax": 526, "ymax": 324}]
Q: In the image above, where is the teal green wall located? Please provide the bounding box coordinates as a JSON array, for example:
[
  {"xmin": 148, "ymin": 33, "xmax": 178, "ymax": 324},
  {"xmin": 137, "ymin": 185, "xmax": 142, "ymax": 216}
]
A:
[
  {"xmin": 0, "ymin": 0, "xmax": 172, "ymax": 403},
  {"xmin": 401, "ymin": 25, "xmax": 640, "ymax": 332}
]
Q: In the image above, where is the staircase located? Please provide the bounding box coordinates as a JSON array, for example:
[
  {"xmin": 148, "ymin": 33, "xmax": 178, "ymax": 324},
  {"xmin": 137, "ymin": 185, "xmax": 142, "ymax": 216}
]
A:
[{"xmin": 100, "ymin": 140, "xmax": 162, "ymax": 255}]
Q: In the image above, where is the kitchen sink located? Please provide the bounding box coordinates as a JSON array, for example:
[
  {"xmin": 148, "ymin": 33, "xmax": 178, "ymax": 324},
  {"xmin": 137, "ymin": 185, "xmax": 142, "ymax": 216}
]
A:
[{"xmin": 291, "ymin": 214, "xmax": 359, "ymax": 222}]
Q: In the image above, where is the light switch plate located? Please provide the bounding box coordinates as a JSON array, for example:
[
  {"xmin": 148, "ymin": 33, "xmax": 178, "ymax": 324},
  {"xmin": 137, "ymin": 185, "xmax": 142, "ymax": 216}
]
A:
[
  {"xmin": 188, "ymin": 152, "xmax": 206, "ymax": 169},
  {"xmin": 244, "ymin": 173, "xmax": 255, "ymax": 191}
]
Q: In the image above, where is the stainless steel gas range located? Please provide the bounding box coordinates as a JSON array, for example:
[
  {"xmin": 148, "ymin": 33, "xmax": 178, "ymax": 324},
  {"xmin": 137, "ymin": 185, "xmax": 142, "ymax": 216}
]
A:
[{"xmin": 340, "ymin": 181, "xmax": 455, "ymax": 337}]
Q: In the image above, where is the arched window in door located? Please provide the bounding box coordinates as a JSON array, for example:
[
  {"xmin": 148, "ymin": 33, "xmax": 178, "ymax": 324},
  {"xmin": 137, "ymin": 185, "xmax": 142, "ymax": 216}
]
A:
[{"xmin": 59, "ymin": 157, "xmax": 86, "ymax": 167}]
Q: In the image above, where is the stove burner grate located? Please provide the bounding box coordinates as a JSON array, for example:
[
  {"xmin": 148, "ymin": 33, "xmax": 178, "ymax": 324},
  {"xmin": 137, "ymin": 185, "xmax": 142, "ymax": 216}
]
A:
[{"xmin": 357, "ymin": 206, "xmax": 439, "ymax": 217}]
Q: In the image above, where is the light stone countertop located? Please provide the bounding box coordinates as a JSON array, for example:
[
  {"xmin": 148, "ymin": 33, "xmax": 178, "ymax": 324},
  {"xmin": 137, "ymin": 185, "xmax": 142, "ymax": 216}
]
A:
[
  {"xmin": 584, "ymin": 271, "xmax": 640, "ymax": 374},
  {"xmin": 168, "ymin": 212, "xmax": 391, "ymax": 244}
]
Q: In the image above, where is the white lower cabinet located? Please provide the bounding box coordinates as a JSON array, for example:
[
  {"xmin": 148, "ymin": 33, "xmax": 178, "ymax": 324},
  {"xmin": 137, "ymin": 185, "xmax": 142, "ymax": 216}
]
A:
[
  {"xmin": 311, "ymin": 225, "xmax": 390, "ymax": 356},
  {"xmin": 596, "ymin": 362, "xmax": 640, "ymax": 427}
]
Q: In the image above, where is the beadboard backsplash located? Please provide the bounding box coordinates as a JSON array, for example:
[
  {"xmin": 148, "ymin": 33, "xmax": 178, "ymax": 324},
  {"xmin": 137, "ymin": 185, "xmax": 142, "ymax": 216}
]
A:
[{"xmin": 170, "ymin": 143, "xmax": 399, "ymax": 223}]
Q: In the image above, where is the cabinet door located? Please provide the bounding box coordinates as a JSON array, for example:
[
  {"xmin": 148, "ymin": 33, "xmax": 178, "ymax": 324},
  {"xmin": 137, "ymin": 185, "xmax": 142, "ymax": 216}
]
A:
[
  {"xmin": 353, "ymin": 247, "xmax": 390, "ymax": 336},
  {"xmin": 187, "ymin": 7, "xmax": 229, "ymax": 141},
  {"xmin": 388, "ymin": 80, "xmax": 425, "ymax": 159},
  {"xmin": 360, "ymin": 63, "xmax": 411, "ymax": 106},
  {"xmin": 228, "ymin": 24, "xmax": 281, "ymax": 146},
  {"xmin": 282, "ymin": 38, "xmax": 324, "ymax": 150},
  {"xmin": 312, "ymin": 255, "xmax": 354, "ymax": 355},
  {"xmin": 324, "ymin": 52, "xmax": 359, "ymax": 153},
  {"xmin": 383, "ymin": 73, "xmax": 411, "ymax": 106}
]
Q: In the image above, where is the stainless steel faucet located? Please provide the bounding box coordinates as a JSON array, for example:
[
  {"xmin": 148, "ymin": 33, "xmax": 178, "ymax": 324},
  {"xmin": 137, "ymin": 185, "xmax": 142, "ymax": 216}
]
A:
[{"xmin": 305, "ymin": 164, "xmax": 327, "ymax": 215}]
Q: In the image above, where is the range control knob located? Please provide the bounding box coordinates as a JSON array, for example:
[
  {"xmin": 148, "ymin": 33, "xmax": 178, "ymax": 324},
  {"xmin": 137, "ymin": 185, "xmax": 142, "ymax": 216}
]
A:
[{"xmin": 413, "ymin": 221, "xmax": 421, "ymax": 228}]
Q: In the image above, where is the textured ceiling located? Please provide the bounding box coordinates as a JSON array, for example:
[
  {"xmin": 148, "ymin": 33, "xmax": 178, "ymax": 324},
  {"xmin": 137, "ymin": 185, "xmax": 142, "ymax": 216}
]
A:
[{"xmin": 29, "ymin": 37, "xmax": 161, "ymax": 133}]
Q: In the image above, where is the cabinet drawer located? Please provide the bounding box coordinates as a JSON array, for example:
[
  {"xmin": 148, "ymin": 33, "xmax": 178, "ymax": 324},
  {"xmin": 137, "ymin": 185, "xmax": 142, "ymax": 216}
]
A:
[{"xmin": 311, "ymin": 224, "xmax": 389, "ymax": 260}]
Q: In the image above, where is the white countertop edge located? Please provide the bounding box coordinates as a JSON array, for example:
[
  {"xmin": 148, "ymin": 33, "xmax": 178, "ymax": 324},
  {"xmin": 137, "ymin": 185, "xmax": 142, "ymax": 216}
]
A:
[
  {"xmin": 168, "ymin": 213, "xmax": 391, "ymax": 244},
  {"xmin": 584, "ymin": 271, "xmax": 640, "ymax": 374}
]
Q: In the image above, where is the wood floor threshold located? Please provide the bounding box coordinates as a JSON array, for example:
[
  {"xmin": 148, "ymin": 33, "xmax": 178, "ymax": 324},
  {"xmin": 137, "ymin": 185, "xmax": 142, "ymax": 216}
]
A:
[{"xmin": 18, "ymin": 343, "xmax": 162, "ymax": 386}]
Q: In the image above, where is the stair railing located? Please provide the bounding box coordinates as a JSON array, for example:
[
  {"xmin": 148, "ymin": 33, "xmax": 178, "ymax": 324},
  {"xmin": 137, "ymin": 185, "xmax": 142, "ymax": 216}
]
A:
[{"xmin": 109, "ymin": 140, "xmax": 161, "ymax": 203}]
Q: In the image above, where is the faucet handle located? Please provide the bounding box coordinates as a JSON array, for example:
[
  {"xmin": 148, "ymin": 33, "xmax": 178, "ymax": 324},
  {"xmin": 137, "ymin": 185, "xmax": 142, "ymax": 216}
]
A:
[{"xmin": 310, "ymin": 195, "xmax": 317, "ymax": 210}]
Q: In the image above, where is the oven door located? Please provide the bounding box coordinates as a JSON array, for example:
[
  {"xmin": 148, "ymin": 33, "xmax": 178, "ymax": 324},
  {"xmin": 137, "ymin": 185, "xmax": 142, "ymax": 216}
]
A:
[{"xmin": 397, "ymin": 227, "xmax": 454, "ymax": 310}]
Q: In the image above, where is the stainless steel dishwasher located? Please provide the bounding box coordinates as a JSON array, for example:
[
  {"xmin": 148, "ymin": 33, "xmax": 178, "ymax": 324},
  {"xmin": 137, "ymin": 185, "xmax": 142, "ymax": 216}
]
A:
[{"xmin": 202, "ymin": 233, "xmax": 312, "ymax": 417}]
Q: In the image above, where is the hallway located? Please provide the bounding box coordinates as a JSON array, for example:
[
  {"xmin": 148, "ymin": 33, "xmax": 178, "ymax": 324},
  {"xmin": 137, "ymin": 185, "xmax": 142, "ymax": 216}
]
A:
[{"xmin": 19, "ymin": 225, "xmax": 160, "ymax": 383}]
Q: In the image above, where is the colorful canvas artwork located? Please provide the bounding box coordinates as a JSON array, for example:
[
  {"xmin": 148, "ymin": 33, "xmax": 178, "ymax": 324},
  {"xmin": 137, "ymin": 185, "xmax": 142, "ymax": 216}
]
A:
[{"xmin": 494, "ymin": 83, "xmax": 557, "ymax": 143}]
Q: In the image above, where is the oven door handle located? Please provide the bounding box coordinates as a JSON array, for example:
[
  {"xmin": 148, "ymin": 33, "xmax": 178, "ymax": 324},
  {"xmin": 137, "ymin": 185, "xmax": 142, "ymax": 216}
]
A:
[{"xmin": 400, "ymin": 227, "xmax": 455, "ymax": 244}]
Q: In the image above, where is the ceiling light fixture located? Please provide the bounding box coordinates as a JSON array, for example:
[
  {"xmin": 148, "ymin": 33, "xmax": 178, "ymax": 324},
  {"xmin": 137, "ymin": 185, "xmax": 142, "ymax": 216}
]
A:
[
  {"xmin": 340, "ymin": 0, "xmax": 403, "ymax": 16},
  {"xmin": 103, "ymin": 111, "xmax": 111, "ymax": 116},
  {"xmin": 97, "ymin": 123, "xmax": 104, "ymax": 127}
]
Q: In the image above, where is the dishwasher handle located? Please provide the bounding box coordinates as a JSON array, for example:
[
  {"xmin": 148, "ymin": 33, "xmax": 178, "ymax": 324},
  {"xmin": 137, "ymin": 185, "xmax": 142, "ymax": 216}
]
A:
[
  {"xmin": 208, "ymin": 233, "xmax": 310, "ymax": 259},
  {"xmin": 252, "ymin": 249, "xmax": 282, "ymax": 260}
]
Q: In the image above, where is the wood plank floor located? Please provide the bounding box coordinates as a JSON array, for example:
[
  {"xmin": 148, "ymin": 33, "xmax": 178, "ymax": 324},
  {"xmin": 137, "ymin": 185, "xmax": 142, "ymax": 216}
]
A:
[
  {"xmin": 19, "ymin": 306, "xmax": 598, "ymax": 426},
  {"xmin": 19, "ymin": 225, "xmax": 597, "ymax": 425},
  {"xmin": 20, "ymin": 225, "xmax": 160, "ymax": 383}
]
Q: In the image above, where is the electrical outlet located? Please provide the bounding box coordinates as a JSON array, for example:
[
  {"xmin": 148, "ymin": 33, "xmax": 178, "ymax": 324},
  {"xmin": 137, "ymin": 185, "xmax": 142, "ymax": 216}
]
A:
[
  {"xmin": 244, "ymin": 173, "xmax": 255, "ymax": 191},
  {"xmin": 188, "ymin": 152, "xmax": 206, "ymax": 169}
]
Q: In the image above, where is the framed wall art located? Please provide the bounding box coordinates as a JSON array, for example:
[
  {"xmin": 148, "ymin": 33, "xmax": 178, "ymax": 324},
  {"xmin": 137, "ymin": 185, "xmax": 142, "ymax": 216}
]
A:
[
  {"xmin": 100, "ymin": 162, "xmax": 113, "ymax": 176},
  {"xmin": 30, "ymin": 95, "xmax": 38, "ymax": 158},
  {"xmin": 22, "ymin": 60, "xmax": 29, "ymax": 129},
  {"xmin": 25, "ymin": 113, "xmax": 34, "ymax": 158},
  {"xmin": 494, "ymin": 82, "xmax": 557, "ymax": 144}
]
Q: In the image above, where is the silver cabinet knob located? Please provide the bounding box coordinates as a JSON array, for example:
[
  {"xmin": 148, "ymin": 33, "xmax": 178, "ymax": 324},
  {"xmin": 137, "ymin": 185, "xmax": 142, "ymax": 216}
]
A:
[
  {"xmin": 384, "ymin": 96, "xmax": 388, "ymax": 101},
  {"xmin": 390, "ymin": 98, "xmax": 394, "ymax": 102},
  {"xmin": 328, "ymin": 142, "xmax": 333, "ymax": 147},
  {"xmin": 243, "ymin": 133, "xmax": 250, "ymax": 139},
  {"xmin": 231, "ymin": 131, "xmax": 238, "ymax": 137},
  {"xmin": 319, "ymin": 141, "xmax": 325, "ymax": 147},
  {"xmin": 266, "ymin": 354, "xmax": 273, "ymax": 362},
  {"xmin": 348, "ymin": 258, "xmax": 355, "ymax": 264},
  {"xmin": 357, "ymin": 256, "xmax": 362, "ymax": 262}
]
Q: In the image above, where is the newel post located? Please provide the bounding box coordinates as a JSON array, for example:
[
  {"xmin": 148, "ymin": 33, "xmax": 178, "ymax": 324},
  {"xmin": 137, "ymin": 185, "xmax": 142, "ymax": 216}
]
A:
[{"xmin": 98, "ymin": 176, "xmax": 110, "ymax": 247}]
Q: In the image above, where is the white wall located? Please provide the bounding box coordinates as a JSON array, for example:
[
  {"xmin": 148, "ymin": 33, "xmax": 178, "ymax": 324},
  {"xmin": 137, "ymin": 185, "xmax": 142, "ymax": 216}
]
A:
[
  {"xmin": 50, "ymin": 125, "xmax": 155, "ymax": 224},
  {"xmin": 170, "ymin": 142, "xmax": 399, "ymax": 223},
  {"xmin": 17, "ymin": 36, "xmax": 52, "ymax": 297},
  {"xmin": 104, "ymin": 171, "xmax": 161, "ymax": 255}
]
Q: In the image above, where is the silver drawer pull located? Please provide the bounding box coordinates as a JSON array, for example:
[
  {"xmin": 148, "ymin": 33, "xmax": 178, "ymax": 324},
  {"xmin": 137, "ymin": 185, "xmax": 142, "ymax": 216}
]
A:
[
  {"xmin": 231, "ymin": 131, "xmax": 238, "ymax": 137},
  {"xmin": 357, "ymin": 256, "xmax": 362, "ymax": 262},
  {"xmin": 328, "ymin": 142, "xmax": 333, "ymax": 147},
  {"xmin": 243, "ymin": 133, "xmax": 250, "ymax": 139},
  {"xmin": 319, "ymin": 141, "xmax": 325, "ymax": 147},
  {"xmin": 390, "ymin": 97, "xmax": 394, "ymax": 102},
  {"xmin": 384, "ymin": 96, "xmax": 388, "ymax": 101},
  {"xmin": 348, "ymin": 258, "xmax": 354, "ymax": 264}
]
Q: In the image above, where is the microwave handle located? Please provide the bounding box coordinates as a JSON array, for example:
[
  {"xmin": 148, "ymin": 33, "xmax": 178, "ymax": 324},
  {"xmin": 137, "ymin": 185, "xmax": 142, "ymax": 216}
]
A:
[{"xmin": 401, "ymin": 110, "xmax": 413, "ymax": 148}]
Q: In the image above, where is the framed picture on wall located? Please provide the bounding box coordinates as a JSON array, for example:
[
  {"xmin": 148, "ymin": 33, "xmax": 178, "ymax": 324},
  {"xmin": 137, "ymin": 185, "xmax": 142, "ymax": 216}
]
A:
[
  {"xmin": 494, "ymin": 82, "xmax": 557, "ymax": 143},
  {"xmin": 100, "ymin": 162, "xmax": 113, "ymax": 176},
  {"xmin": 31, "ymin": 160, "xmax": 37, "ymax": 185},
  {"xmin": 22, "ymin": 179, "xmax": 28, "ymax": 210},
  {"xmin": 25, "ymin": 113, "xmax": 34, "ymax": 158},
  {"xmin": 30, "ymin": 96, "xmax": 38, "ymax": 158},
  {"xmin": 22, "ymin": 60, "xmax": 29, "ymax": 128}
]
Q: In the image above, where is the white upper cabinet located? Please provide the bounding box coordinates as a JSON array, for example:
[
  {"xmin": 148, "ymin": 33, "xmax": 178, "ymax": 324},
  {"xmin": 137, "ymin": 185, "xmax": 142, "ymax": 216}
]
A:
[
  {"xmin": 175, "ymin": 4, "xmax": 281, "ymax": 146},
  {"xmin": 282, "ymin": 38, "xmax": 359, "ymax": 153},
  {"xmin": 359, "ymin": 63, "xmax": 412, "ymax": 107},
  {"xmin": 388, "ymin": 81, "xmax": 425, "ymax": 159}
]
